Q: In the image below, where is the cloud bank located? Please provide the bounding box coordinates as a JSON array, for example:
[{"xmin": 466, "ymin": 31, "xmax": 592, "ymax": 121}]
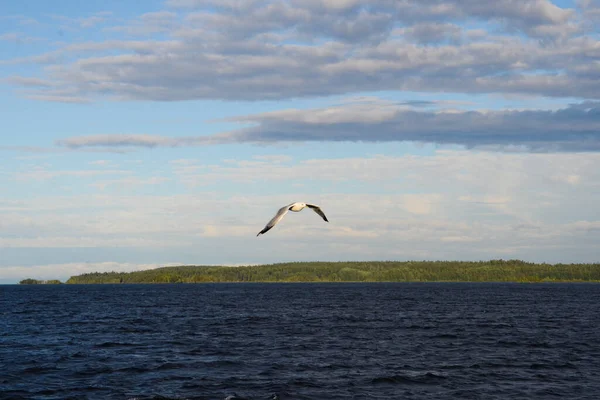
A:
[
  {"xmin": 56, "ymin": 100, "xmax": 600, "ymax": 152},
  {"xmin": 3, "ymin": 150, "xmax": 600, "ymax": 254},
  {"xmin": 4, "ymin": 0, "xmax": 600, "ymax": 103}
]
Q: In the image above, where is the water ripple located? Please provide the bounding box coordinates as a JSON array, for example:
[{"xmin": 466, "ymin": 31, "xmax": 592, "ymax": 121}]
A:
[{"xmin": 1, "ymin": 283, "xmax": 600, "ymax": 399}]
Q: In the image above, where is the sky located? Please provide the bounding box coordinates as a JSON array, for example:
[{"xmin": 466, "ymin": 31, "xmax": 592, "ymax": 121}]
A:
[{"xmin": 1, "ymin": 0, "xmax": 600, "ymax": 283}]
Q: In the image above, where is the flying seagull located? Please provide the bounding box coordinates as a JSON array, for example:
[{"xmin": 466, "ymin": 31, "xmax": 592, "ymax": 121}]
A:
[{"xmin": 257, "ymin": 202, "xmax": 329, "ymax": 236}]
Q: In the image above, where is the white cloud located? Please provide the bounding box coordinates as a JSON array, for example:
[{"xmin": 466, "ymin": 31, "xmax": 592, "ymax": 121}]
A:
[
  {"xmin": 50, "ymin": 11, "xmax": 113, "ymax": 29},
  {"xmin": 52, "ymin": 100, "xmax": 600, "ymax": 152},
  {"xmin": 0, "ymin": 262, "xmax": 181, "ymax": 282},
  {"xmin": 398, "ymin": 22, "xmax": 463, "ymax": 44},
  {"xmin": 88, "ymin": 159, "xmax": 113, "ymax": 166},
  {"xmin": 1, "ymin": 151, "xmax": 598, "ymax": 268},
  {"xmin": 252, "ymin": 154, "xmax": 293, "ymax": 163},
  {"xmin": 107, "ymin": 11, "xmax": 178, "ymax": 35},
  {"xmin": 5, "ymin": 1, "xmax": 598, "ymax": 102},
  {"xmin": 56, "ymin": 133, "xmax": 228, "ymax": 148},
  {"xmin": 0, "ymin": 236, "xmax": 183, "ymax": 248},
  {"xmin": 89, "ymin": 176, "xmax": 170, "ymax": 191},
  {"xmin": 403, "ymin": 194, "xmax": 441, "ymax": 215},
  {"xmin": 0, "ymin": 32, "xmax": 45, "ymax": 43},
  {"xmin": 14, "ymin": 168, "xmax": 132, "ymax": 181}
]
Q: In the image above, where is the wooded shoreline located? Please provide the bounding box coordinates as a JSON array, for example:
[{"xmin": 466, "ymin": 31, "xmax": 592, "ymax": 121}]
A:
[{"xmin": 19, "ymin": 260, "xmax": 600, "ymax": 284}]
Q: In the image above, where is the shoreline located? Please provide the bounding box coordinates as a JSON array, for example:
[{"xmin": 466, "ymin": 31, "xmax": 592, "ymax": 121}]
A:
[{"xmin": 17, "ymin": 260, "xmax": 600, "ymax": 285}]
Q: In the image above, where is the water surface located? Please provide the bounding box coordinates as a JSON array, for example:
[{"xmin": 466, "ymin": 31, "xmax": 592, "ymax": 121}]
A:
[{"xmin": 1, "ymin": 283, "xmax": 599, "ymax": 399}]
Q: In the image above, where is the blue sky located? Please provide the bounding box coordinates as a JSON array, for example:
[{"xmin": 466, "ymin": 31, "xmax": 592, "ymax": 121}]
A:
[{"xmin": 1, "ymin": 0, "xmax": 600, "ymax": 283}]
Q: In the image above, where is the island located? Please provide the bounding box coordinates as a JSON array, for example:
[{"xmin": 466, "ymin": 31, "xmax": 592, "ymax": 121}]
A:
[
  {"xmin": 19, "ymin": 279, "xmax": 63, "ymax": 284},
  {"xmin": 63, "ymin": 260, "xmax": 600, "ymax": 284}
]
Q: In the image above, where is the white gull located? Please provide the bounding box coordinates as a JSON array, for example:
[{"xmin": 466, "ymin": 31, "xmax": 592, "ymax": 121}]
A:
[{"xmin": 257, "ymin": 202, "xmax": 329, "ymax": 236}]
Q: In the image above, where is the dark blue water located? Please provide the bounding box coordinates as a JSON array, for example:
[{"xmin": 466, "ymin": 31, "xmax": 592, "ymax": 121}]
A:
[{"xmin": 1, "ymin": 283, "xmax": 600, "ymax": 399}]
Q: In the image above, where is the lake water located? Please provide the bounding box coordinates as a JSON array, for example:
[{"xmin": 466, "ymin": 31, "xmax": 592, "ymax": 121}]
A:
[{"xmin": 1, "ymin": 283, "xmax": 600, "ymax": 399}]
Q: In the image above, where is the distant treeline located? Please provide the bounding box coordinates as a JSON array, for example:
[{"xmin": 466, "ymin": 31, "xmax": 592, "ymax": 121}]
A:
[
  {"xmin": 64, "ymin": 260, "xmax": 600, "ymax": 284},
  {"xmin": 19, "ymin": 279, "xmax": 63, "ymax": 285}
]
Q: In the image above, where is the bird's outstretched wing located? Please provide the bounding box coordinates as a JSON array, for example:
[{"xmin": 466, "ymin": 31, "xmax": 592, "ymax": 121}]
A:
[
  {"xmin": 306, "ymin": 204, "xmax": 329, "ymax": 222},
  {"xmin": 256, "ymin": 203, "xmax": 293, "ymax": 236}
]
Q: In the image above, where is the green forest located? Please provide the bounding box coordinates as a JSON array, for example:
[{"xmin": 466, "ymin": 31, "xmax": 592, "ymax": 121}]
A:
[
  {"xmin": 64, "ymin": 260, "xmax": 600, "ymax": 284},
  {"xmin": 19, "ymin": 279, "xmax": 63, "ymax": 285}
]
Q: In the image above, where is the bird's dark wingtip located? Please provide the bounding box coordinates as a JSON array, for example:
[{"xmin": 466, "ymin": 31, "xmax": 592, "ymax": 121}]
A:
[{"xmin": 257, "ymin": 226, "xmax": 271, "ymax": 236}]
